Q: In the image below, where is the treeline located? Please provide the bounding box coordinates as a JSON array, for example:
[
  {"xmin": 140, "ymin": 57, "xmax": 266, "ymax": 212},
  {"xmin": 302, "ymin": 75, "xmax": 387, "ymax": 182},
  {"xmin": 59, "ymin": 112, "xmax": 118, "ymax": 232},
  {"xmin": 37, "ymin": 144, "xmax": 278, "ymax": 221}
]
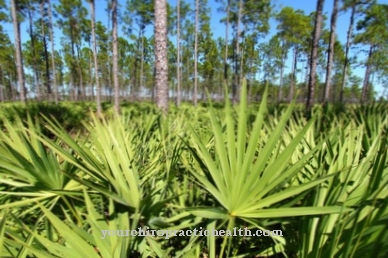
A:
[{"xmin": 0, "ymin": 0, "xmax": 387, "ymax": 112}]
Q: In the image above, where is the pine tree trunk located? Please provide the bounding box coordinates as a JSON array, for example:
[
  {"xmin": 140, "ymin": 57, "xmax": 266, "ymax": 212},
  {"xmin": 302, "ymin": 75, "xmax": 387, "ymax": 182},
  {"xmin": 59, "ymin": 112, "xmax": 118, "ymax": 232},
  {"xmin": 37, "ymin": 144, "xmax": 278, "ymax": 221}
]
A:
[
  {"xmin": 193, "ymin": 0, "xmax": 199, "ymax": 106},
  {"xmin": 176, "ymin": 0, "xmax": 181, "ymax": 106},
  {"xmin": 90, "ymin": 0, "xmax": 102, "ymax": 116},
  {"xmin": 76, "ymin": 44, "xmax": 84, "ymax": 101},
  {"xmin": 224, "ymin": 1, "xmax": 230, "ymax": 86},
  {"xmin": 339, "ymin": 5, "xmax": 355, "ymax": 104},
  {"xmin": 40, "ymin": 0, "xmax": 51, "ymax": 100},
  {"xmin": 139, "ymin": 30, "xmax": 144, "ymax": 101},
  {"xmin": 289, "ymin": 47, "xmax": 297, "ymax": 103},
  {"xmin": 323, "ymin": 0, "xmax": 339, "ymax": 104},
  {"xmin": 278, "ymin": 46, "xmax": 286, "ymax": 103},
  {"xmin": 306, "ymin": 0, "xmax": 325, "ymax": 118},
  {"xmin": 112, "ymin": 0, "xmax": 120, "ymax": 113},
  {"xmin": 154, "ymin": 0, "xmax": 169, "ymax": 113},
  {"xmin": 47, "ymin": 0, "xmax": 58, "ymax": 103},
  {"xmin": 11, "ymin": 0, "xmax": 26, "ymax": 103},
  {"xmin": 28, "ymin": 8, "xmax": 41, "ymax": 101},
  {"xmin": 0, "ymin": 66, "xmax": 4, "ymax": 101},
  {"xmin": 233, "ymin": 0, "xmax": 243, "ymax": 105},
  {"xmin": 361, "ymin": 45, "xmax": 373, "ymax": 104}
]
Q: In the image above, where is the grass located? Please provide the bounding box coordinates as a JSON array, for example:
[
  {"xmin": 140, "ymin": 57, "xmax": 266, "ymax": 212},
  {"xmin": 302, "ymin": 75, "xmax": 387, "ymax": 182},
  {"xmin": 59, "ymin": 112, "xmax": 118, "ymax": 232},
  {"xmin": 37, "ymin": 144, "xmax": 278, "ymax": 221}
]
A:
[{"xmin": 0, "ymin": 84, "xmax": 387, "ymax": 257}]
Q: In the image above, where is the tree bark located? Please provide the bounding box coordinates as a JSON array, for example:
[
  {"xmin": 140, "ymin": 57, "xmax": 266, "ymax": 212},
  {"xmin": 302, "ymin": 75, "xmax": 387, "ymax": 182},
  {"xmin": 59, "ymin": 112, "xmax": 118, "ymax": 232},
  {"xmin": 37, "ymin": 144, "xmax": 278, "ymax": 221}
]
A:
[
  {"xmin": 40, "ymin": 0, "xmax": 51, "ymax": 100},
  {"xmin": 176, "ymin": 0, "xmax": 181, "ymax": 106},
  {"xmin": 76, "ymin": 44, "xmax": 84, "ymax": 100},
  {"xmin": 305, "ymin": 0, "xmax": 325, "ymax": 118},
  {"xmin": 193, "ymin": 0, "xmax": 198, "ymax": 106},
  {"xmin": 154, "ymin": 0, "xmax": 169, "ymax": 113},
  {"xmin": 90, "ymin": 0, "xmax": 102, "ymax": 116},
  {"xmin": 323, "ymin": 0, "xmax": 339, "ymax": 104},
  {"xmin": 0, "ymin": 66, "xmax": 4, "ymax": 101},
  {"xmin": 112, "ymin": 0, "xmax": 120, "ymax": 113},
  {"xmin": 28, "ymin": 7, "xmax": 41, "ymax": 101},
  {"xmin": 232, "ymin": 0, "xmax": 243, "ymax": 105},
  {"xmin": 289, "ymin": 47, "xmax": 297, "ymax": 103},
  {"xmin": 11, "ymin": 0, "xmax": 26, "ymax": 103},
  {"xmin": 361, "ymin": 45, "xmax": 373, "ymax": 104},
  {"xmin": 47, "ymin": 0, "xmax": 58, "ymax": 103},
  {"xmin": 339, "ymin": 5, "xmax": 355, "ymax": 104},
  {"xmin": 140, "ymin": 30, "xmax": 144, "ymax": 101},
  {"xmin": 224, "ymin": 0, "xmax": 230, "ymax": 88},
  {"xmin": 278, "ymin": 42, "xmax": 287, "ymax": 103}
]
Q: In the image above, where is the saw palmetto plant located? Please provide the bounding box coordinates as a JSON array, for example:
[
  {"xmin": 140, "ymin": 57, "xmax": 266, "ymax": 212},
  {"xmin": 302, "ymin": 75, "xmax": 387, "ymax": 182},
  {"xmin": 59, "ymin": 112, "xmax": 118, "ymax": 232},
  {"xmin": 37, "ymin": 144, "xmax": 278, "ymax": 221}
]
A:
[{"xmin": 0, "ymin": 82, "xmax": 387, "ymax": 257}]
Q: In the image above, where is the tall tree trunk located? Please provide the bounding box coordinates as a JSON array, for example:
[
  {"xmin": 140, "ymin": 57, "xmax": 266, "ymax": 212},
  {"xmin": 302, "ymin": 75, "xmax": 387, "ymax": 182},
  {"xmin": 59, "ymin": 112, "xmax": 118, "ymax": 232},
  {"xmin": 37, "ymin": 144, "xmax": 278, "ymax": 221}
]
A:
[
  {"xmin": 151, "ymin": 64, "xmax": 155, "ymax": 102},
  {"xmin": 132, "ymin": 47, "xmax": 138, "ymax": 100},
  {"xmin": 339, "ymin": 5, "xmax": 355, "ymax": 104},
  {"xmin": 154, "ymin": 0, "xmax": 169, "ymax": 113},
  {"xmin": 0, "ymin": 66, "xmax": 4, "ymax": 101},
  {"xmin": 323, "ymin": 0, "xmax": 339, "ymax": 104},
  {"xmin": 306, "ymin": 0, "xmax": 325, "ymax": 118},
  {"xmin": 361, "ymin": 45, "xmax": 374, "ymax": 104},
  {"xmin": 69, "ymin": 27, "xmax": 77, "ymax": 101},
  {"xmin": 176, "ymin": 0, "xmax": 181, "ymax": 106},
  {"xmin": 289, "ymin": 47, "xmax": 297, "ymax": 103},
  {"xmin": 233, "ymin": 0, "xmax": 243, "ymax": 105},
  {"xmin": 28, "ymin": 7, "xmax": 41, "ymax": 101},
  {"xmin": 90, "ymin": 0, "xmax": 102, "ymax": 116},
  {"xmin": 140, "ymin": 31, "xmax": 144, "ymax": 101},
  {"xmin": 88, "ymin": 47, "xmax": 94, "ymax": 101},
  {"xmin": 224, "ymin": 0, "xmax": 230, "ymax": 86},
  {"xmin": 193, "ymin": 0, "xmax": 198, "ymax": 106},
  {"xmin": 106, "ymin": 2, "xmax": 112, "ymax": 102},
  {"xmin": 11, "ymin": 0, "xmax": 26, "ymax": 103},
  {"xmin": 47, "ymin": 0, "xmax": 58, "ymax": 103},
  {"xmin": 278, "ymin": 45, "xmax": 286, "ymax": 103},
  {"xmin": 76, "ymin": 44, "xmax": 84, "ymax": 100},
  {"xmin": 304, "ymin": 55, "xmax": 310, "ymax": 96},
  {"xmin": 112, "ymin": 0, "xmax": 120, "ymax": 113},
  {"xmin": 40, "ymin": 0, "xmax": 51, "ymax": 100}
]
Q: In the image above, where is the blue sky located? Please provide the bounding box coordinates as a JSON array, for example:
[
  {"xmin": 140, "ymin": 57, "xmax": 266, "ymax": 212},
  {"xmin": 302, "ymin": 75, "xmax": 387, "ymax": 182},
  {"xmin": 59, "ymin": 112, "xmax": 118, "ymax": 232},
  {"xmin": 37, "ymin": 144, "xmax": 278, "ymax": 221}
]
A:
[{"xmin": 3, "ymin": 0, "xmax": 388, "ymax": 96}]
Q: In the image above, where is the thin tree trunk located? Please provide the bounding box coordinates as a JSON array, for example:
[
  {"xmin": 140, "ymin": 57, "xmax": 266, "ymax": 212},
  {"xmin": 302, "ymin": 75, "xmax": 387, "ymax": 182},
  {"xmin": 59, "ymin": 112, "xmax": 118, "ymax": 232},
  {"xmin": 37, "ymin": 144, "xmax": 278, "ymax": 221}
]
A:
[
  {"xmin": 28, "ymin": 7, "xmax": 41, "ymax": 101},
  {"xmin": 154, "ymin": 0, "xmax": 169, "ymax": 113},
  {"xmin": 224, "ymin": 0, "xmax": 230, "ymax": 86},
  {"xmin": 233, "ymin": 0, "xmax": 243, "ymax": 105},
  {"xmin": 40, "ymin": 0, "xmax": 51, "ymax": 100},
  {"xmin": 106, "ymin": 1, "xmax": 112, "ymax": 102},
  {"xmin": 339, "ymin": 5, "xmax": 355, "ymax": 104},
  {"xmin": 304, "ymin": 55, "xmax": 309, "ymax": 96},
  {"xmin": 76, "ymin": 44, "xmax": 84, "ymax": 100},
  {"xmin": 112, "ymin": 0, "xmax": 120, "ymax": 113},
  {"xmin": 361, "ymin": 45, "xmax": 373, "ymax": 104},
  {"xmin": 47, "ymin": 0, "xmax": 58, "ymax": 103},
  {"xmin": 88, "ymin": 48, "xmax": 93, "ymax": 101},
  {"xmin": 278, "ymin": 42, "xmax": 286, "ymax": 103},
  {"xmin": 323, "ymin": 0, "xmax": 339, "ymax": 104},
  {"xmin": 140, "ymin": 31, "xmax": 144, "ymax": 101},
  {"xmin": 151, "ymin": 64, "xmax": 155, "ymax": 102},
  {"xmin": 289, "ymin": 47, "xmax": 297, "ymax": 102},
  {"xmin": 193, "ymin": 0, "xmax": 198, "ymax": 106},
  {"xmin": 306, "ymin": 0, "xmax": 325, "ymax": 118},
  {"xmin": 176, "ymin": 0, "xmax": 181, "ymax": 106},
  {"xmin": 11, "ymin": 0, "xmax": 26, "ymax": 103},
  {"xmin": 69, "ymin": 26, "xmax": 78, "ymax": 101},
  {"xmin": 239, "ymin": 31, "xmax": 244, "ymax": 87},
  {"xmin": 90, "ymin": 0, "xmax": 102, "ymax": 116},
  {"xmin": 0, "ymin": 66, "xmax": 4, "ymax": 101}
]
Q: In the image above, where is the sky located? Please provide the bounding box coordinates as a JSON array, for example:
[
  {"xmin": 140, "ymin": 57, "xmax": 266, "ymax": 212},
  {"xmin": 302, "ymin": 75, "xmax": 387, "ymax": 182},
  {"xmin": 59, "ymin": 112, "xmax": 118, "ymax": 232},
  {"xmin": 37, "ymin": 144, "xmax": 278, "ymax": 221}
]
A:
[{"xmin": 3, "ymin": 0, "xmax": 388, "ymax": 96}]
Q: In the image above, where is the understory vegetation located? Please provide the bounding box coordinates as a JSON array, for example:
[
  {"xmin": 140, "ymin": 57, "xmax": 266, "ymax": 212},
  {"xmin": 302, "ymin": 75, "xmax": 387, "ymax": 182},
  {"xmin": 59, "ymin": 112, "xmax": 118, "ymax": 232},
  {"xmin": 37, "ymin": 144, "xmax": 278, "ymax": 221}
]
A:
[{"xmin": 0, "ymin": 86, "xmax": 387, "ymax": 257}]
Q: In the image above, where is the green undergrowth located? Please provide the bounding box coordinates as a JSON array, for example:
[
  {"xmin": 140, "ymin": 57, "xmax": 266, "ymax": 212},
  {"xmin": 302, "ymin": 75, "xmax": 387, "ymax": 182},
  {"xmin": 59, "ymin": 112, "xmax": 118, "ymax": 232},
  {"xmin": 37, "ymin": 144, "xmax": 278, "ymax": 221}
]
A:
[{"xmin": 0, "ymin": 86, "xmax": 387, "ymax": 257}]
